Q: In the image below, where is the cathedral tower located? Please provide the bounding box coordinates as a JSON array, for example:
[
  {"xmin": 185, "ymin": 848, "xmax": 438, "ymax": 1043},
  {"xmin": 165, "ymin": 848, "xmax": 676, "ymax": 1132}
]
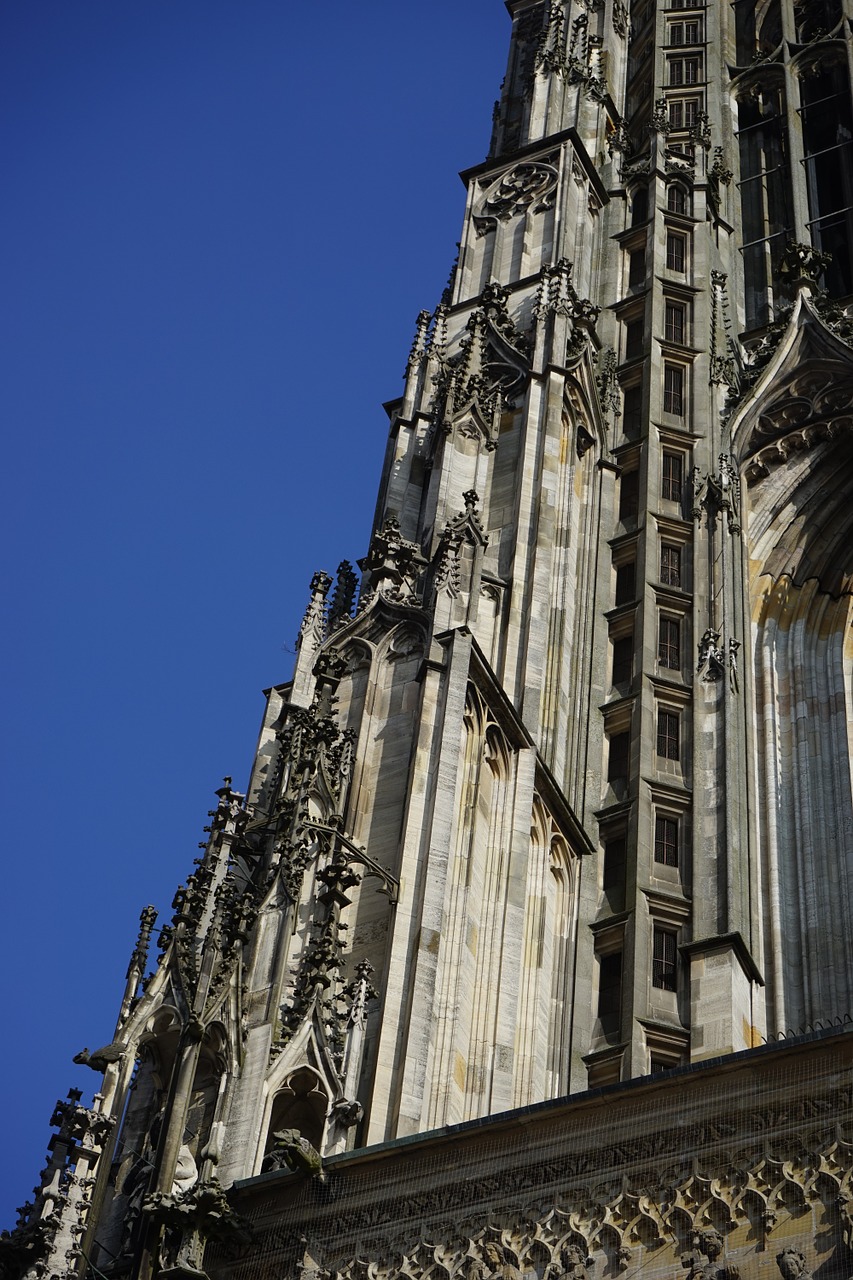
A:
[{"xmin": 5, "ymin": 5, "xmax": 853, "ymax": 1280}]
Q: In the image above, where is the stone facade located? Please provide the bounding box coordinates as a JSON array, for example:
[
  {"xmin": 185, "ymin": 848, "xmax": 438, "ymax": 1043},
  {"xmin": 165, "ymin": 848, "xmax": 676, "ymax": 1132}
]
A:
[{"xmin": 4, "ymin": 4, "xmax": 853, "ymax": 1280}]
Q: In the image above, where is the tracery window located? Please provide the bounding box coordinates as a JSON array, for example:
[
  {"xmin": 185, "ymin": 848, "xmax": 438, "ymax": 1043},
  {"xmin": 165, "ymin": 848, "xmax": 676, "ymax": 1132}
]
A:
[
  {"xmin": 737, "ymin": 82, "xmax": 794, "ymax": 327},
  {"xmin": 799, "ymin": 60, "xmax": 853, "ymax": 297}
]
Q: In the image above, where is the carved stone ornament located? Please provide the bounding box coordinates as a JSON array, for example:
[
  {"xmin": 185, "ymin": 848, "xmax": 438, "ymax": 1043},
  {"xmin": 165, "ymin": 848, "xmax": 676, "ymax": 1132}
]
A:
[
  {"xmin": 692, "ymin": 455, "xmax": 741, "ymax": 533},
  {"xmin": 260, "ymin": 1129, "xmax": 323, "ymax": 1178},
  {"xmin": 481, "ymin": 162, "xmax": 558, "ymax": 221},
  {"xmin": 697, "ymin": 628, "xmax": 725, "ymax": 681},
  {"xmin": 779, "ymin": 241, "xmax": 832, "ymax": 291}
]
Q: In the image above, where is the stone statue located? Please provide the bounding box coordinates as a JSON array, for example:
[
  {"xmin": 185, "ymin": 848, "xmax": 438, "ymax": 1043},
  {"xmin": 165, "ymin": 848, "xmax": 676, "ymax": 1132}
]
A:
[
  {"xmin": 482, "ymin": 1243, "xmax": 521, "ymax": 1280},
  {"xmin": 547, "ymin": 1244, "xmax": 589, "ymax": 1280},
  {"xmin": 776, "ymin": 1250, "xmax": 810, "ymax": 1280},
  {"xmin": 261, "ymin": 1128, "xmax": 323, "ymax": 1177}
]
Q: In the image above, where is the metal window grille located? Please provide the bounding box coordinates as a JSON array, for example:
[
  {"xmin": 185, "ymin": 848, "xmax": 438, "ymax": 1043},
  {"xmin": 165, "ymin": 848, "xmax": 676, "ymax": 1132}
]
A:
[
  {"xmin": 662, "ymin": 450, "xmax": 683, "ymax": 500},
  {"xmin": 653, "ymin": 928, "xmax": 678, "ymax": 990},
  {"xmin": 666, "ymin": 233, "xmax": 685, "ymax": 271},
  {"xmin": 665, "ymin": 302, "xmax": 686, "ymax": 344},
  {"xmin": 661, "ymin": 544, "xmax": 682, "ymax": 587},
  {"xmin": 667, "ymin": 185, "xmax": 688, "ymax": 214},
  {"xmin": 664, "ymin": 364, "xmax": 684, "ymax": 414},
  {"xmin": 657, "ymin": 710, "xmax": 680, "ymax": 760},
  {"xmin": 654, "ymin": 815, "xmax": 679, "ymax": 866},
  {"xmin": 658, "ymin": 617, "xmax": 681, "ymax": 668}
]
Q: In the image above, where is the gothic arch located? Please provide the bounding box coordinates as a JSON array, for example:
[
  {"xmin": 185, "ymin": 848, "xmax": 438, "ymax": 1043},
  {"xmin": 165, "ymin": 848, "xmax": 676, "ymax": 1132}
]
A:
[{"xmin": 729, "ymin": 294, "xmax": 853, "ymax": 1032}]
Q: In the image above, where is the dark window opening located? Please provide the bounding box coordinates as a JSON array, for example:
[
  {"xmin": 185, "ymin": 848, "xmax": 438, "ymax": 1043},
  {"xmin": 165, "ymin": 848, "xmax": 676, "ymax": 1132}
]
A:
[
  {"xmin": 737, "ymin": 86, "xmax": 794, "ymax": 326},
  {"xmin": 631, "ymin": 187, "xmax": 649, "ymax": 225},
  {"xmin": 612, "ymin": 634, "xmax": 634, "ymax": 684},
  {"xmin": 623, "ymin": 384, "xmax": 643, "ymax": 436},
  {"xmin": 598, "ymin": 951, "xmax": 623, "ymax": 1029},
  {"xmin": 625, "ymin": 317, "xmax": 645, "ymax": 360},
  {"xmin": 799, "ymin": 63, "xmax": 853, "ymax": 298},
  {"xmin": 619, "ymin": 468, "xmax": 640, "ymax": 519},
  {"xmin": 615, "ymin": 561, "xmax": 636, "ymax": 605},
  {"xmin": 603, "ymin": 837, "xmax": 627, "ymax": 905},
  {"xmin": 608, "ymin": 730, "xmax": 631, "ymax": 783},
  {"xmin": 628, "ymin": 249, "xmax": 646, "ymax": 287}
]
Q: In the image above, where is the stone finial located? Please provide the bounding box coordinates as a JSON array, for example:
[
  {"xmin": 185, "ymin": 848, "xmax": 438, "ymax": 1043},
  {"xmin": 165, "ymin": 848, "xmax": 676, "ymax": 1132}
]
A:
[{"xmin": 779, "ymin": 241, "xmax": 831, "ymax": 293}]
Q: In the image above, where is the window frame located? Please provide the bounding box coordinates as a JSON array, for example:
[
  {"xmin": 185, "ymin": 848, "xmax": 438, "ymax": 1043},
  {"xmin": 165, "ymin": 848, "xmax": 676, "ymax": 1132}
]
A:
[
  {"xmin": 658, "ymin": 616, "xmax": 681, "ymax": 669},
  {"xmin": 662, "ymin": 449, "xmax": 684, "ymax": 501},
  {"xmin": 652, "ymin": 927, "xmax": 678, "ymax": 991},
  {"xmin": 665, "ymin": 300, "xmax": 687, "ymax": 345},
  {"xmin": 663, "ymin": 363, "xmax": 686, "ymax": 415},
  {"xmin": 666, "ymin": 231, "xmax": 686, "ymax": 271},
  {"xmin": 656, "ymin": 709, "xmax": 680, "ymax": 761},
  {"xmin": 654, "ymin": 814, "xmax": 680, "ymax": 866},
  {"xmin": 660, "ymin": 542, "xmax": 682, "ymax": 587}
]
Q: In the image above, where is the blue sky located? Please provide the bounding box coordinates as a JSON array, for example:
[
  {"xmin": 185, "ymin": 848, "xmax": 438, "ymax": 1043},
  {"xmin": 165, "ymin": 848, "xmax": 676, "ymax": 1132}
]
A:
[{"xmin": 0, "ymin": 1, "xmax": 508, "ymax": 1225}]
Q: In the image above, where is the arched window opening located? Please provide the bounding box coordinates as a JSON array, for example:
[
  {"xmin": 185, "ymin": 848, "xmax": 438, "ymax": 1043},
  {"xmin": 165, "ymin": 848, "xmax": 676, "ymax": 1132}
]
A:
[
  {"xmin": 265, "ymin": 1067, "xmax": 328, "ymax": 1157},
  {"xmin": 794, "ymin": 0, "xmax": 842, "ymax": 43},
  {"xmin": 667, "ymin": 183, "xmax": 690, "ymax": 215},
  {"xmin": 631, "ymin": 186, "xmax": 649, "ymax": 225},
  {"xmin": 733, "ymin": 0, "xmax": 781, "ymax": 64}
]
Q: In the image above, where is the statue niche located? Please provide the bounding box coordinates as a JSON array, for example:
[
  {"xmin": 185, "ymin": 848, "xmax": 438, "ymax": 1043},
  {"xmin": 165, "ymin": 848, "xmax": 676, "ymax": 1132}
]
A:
[{"xmin": 262, "ymin": 1066, "xmax": 328, "ymax": 1167}]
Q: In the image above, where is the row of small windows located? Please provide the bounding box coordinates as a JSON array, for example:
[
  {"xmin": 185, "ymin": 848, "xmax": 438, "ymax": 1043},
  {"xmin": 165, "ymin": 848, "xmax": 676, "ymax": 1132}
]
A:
[
  {"xmin": 603, "ymin": 815, "xmax": 683, "ymax": 882},
  {"xmin": 607, "ymin": 708, "xmax": 683, "ymax": 781},
  {"xmin": 610, "ymin": 616, "xmax": 683, "ymax": 688},
  {"xmin": 619, "ymin": 451, "xmax": 684, "ymax": 515},
  {"xmin": 596, "ymin": 926, "xmax": 679, "ymax": 1030},
  {"xmin": 623, "ymin": 322, "xmax": 689, "ymax": 367},
  {"xmin": 630, "ymin": 183, "xmax": 691, "ymax": 226},
  {"xmin": 614, "ymin": 543, "xmax": 682, "ymax": 606},
  {"xmin": 624, "ymin": 303, "xmax": 689, "ymax": 351}
]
